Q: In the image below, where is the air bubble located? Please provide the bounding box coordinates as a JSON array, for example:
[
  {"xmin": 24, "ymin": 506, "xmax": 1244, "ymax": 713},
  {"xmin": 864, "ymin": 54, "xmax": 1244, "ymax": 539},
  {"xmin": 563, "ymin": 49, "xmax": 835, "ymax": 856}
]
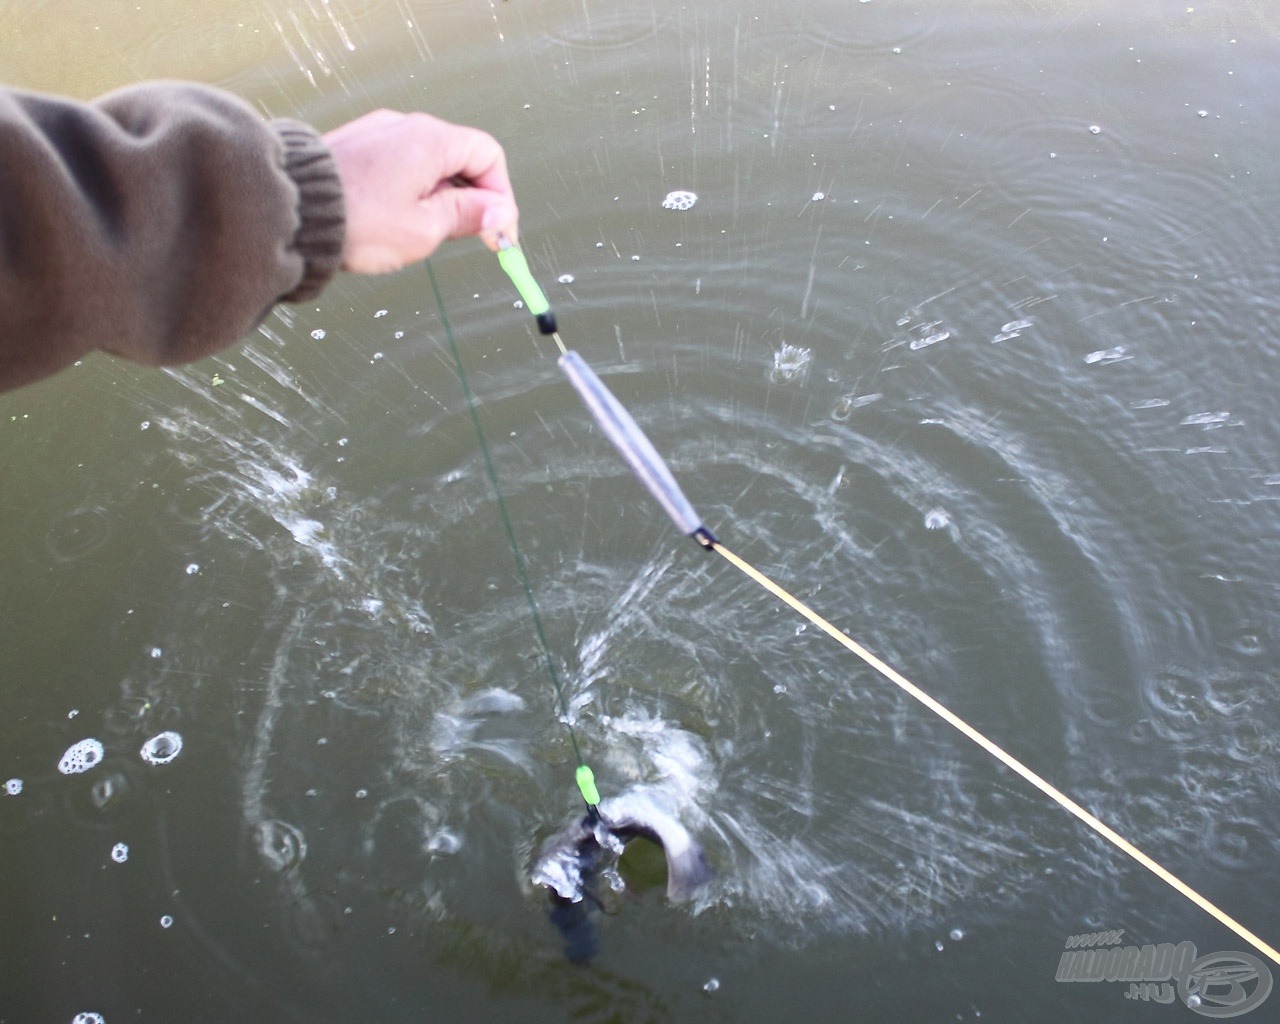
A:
[
  {"xmin": 111, "ymin": 842, "xmax": 129, "ymax": 864},
  {"xmin": 310, "ymin": 329, "xmax": 326, "ymax": 340},
  {"xmin": 149, "ymin": 646, "xmax": 162, "ymax": 658},
  {"xmin": 72, "ymin": 1014, "xmax": 106, "ymax": 1024},
  {"xmin": 1232, "ymin": 632, "xmax": 1264, "ymax": 656},
  {"xmin": 374, "ymin": 309, "xmax": 388, "ymax": 319},
  {"xmin": 924, "ymin": 509, "xmax": 952, "ymax": 531},
  {"xmin": 557, "ymin": 273, "xmax": 575, "ymax": 284},
  {"xmin": 58, "ymin": 739, "xmax": 104, "ymax": 775},
  {"xmin": 3, "ymin": 778, "xmax": 21, "ymax": 796},
  {"xmin": 661, "ymin": 190, "xmax": 698, "ymax": 211},
  {"xmin": 1089, "ymin": 125, "xmax": 1101, "ymax": 134},
  {"xmin": 811, "ymin": 192, "xmax": 825, "ymax": 202},
  {"xmin": 140, "ymin": 731, "xmax": 183, "ymax": 766},
  {"xmin": 90, "ymin": 773, "xmax": 128, "ymax": 811},
  {"xmin": 935, "ymin": 940, "xmax": 945, "ymax": 951},
  {"xmin": 427, "ymin": 830, "xmax": 461, "ymax": 856},
  {"xmin": 185, "ymin": 563, "xmax": 199, "ymax": 575},
  {"xmin": 950, "ymin": 928, "xmax": 965, "ymax": 941},
  {"xmin": 255, "ymin": 819, "xmax": 307, "ymax": 872},
  {"xmin": 702, "ymin": 978, "xmax": 721, "ymax": 994},
  {"xmin": 159, "ymin": 915, "xmax": 174, "ymax": 929}
]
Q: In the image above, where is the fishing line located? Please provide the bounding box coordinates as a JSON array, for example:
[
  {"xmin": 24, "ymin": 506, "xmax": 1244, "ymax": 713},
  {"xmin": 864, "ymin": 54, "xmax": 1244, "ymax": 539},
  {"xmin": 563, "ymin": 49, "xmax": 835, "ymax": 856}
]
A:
[
  {"xmin": 425, "ymin": 259, "xmax": 600, "ymax": 812},
  {"xmin": 437, "ymin": 239, "xmax": 1278, "ymax": 966}
]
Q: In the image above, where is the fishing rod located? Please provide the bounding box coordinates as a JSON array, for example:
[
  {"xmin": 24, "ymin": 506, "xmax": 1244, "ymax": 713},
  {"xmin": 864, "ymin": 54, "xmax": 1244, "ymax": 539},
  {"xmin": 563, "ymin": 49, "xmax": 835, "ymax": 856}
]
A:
[{"xmin": 478, "ymin": 238, "xmax": 1280, "ymax": 969}]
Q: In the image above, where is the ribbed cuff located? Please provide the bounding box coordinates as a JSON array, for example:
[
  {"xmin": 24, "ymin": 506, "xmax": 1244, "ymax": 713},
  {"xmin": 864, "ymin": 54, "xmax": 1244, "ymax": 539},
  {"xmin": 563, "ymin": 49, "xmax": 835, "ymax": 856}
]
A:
[{"xmin": 271, "ymin": 118, "xmax": 345, "ymax": 302}]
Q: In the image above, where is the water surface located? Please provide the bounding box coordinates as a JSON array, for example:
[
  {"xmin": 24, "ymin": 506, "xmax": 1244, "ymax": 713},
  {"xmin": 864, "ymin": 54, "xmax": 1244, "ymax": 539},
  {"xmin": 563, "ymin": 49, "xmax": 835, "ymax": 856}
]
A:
[{"xmin": 3, "ymin": 1, "xmax": 1280, "ymax": 1021}]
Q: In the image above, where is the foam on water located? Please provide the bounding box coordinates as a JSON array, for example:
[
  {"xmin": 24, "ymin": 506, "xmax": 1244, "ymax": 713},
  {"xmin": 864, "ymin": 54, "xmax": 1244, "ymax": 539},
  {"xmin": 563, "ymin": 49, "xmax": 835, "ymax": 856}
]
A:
[
  {"xmin": 3, "ymin": 778, "xmax": 21, "ymax": 796},
  {"xmin": 661, "ymin": 190, "xmax": 697, "ymax": 210},
  {"xmin": 58, "ymin": 739, "xmax": 104, "ymax": 775}
]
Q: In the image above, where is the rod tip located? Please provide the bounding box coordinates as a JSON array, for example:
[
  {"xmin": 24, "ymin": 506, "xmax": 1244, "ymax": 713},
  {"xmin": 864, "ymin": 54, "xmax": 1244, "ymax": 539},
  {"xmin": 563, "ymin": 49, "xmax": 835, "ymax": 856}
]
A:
[
  {"xmin": 535, "ymin": 311, "xmax": 558, "ymax": 335},
  {"xmin": 692, "ymin": 527, "xmax": 717, "ymax": 549}
]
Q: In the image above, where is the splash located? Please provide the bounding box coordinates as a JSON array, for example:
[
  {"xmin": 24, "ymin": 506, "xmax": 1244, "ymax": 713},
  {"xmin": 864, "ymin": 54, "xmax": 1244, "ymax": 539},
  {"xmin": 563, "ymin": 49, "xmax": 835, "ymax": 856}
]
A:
[
  {"xmin": 768, "ymin": 342, "xmax": 813, "ymax": 384},
  {"xmin": 1084, "ymin": 346, "xmax": 1131, "ymax": 365}
]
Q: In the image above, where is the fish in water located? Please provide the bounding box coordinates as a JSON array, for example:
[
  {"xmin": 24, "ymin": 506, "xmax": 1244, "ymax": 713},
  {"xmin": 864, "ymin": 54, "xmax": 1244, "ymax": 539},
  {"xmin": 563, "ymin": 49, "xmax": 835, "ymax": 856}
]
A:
[{"xmin": 531, "ymin": 788, "xmax": 713, "ymax": 962}]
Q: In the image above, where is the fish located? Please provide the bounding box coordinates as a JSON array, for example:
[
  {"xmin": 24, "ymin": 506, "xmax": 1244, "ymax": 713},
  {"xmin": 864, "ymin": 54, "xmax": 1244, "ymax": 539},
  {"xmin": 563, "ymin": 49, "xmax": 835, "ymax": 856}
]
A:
[{"xmin": 531, "ymin": 788, "xmax": 713, "ymax": 962}]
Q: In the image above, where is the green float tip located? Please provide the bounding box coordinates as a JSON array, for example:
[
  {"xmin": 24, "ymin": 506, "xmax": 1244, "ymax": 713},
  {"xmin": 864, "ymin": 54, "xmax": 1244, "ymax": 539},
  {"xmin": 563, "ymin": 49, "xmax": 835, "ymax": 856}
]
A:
[{"xmin": 496, "ymin": 239, "xmax": 556, "ymax": 334}]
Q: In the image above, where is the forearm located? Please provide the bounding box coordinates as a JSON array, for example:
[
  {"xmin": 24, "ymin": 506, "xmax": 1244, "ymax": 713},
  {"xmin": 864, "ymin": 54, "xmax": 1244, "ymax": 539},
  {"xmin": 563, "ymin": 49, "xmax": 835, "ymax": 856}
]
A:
[{"xmin": 0, "ymin": 81, "xmax": 344, "ymax": 392}]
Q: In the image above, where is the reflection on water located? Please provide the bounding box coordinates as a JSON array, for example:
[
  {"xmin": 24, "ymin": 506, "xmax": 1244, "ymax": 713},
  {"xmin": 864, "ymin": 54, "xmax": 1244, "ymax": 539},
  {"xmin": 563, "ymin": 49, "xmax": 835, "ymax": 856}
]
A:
[{"xmin": 3, "ymin": 1, "xmax": 1280, "ymax": 1021}]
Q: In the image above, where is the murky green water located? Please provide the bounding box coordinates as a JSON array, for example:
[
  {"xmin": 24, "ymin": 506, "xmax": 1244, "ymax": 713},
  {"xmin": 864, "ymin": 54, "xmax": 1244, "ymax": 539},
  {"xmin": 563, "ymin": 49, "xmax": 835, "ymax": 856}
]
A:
[{"xmin": 4, "ymin": 1, "xmax": 1280, "ymax": 1021}]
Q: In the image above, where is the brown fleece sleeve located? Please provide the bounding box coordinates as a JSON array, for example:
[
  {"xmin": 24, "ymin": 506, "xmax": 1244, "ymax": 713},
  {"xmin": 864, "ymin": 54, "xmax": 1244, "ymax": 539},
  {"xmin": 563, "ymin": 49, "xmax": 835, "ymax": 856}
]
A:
[{"xmin": 0, "ymin": 81, "xmax": 345, "ymax": 392}]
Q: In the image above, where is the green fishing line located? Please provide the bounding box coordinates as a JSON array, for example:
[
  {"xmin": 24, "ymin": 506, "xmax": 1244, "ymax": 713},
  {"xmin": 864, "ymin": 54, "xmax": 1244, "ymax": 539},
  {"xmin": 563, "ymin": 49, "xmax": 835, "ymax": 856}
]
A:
[{"xmin": 425, "ymin": 259, "xmax": 596, "ymax": 807}]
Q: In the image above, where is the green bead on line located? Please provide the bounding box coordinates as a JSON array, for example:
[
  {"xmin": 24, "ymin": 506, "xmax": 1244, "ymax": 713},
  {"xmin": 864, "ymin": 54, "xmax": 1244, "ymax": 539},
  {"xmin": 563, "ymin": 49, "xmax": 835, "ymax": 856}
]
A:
[{"xmin": 575, "ymin": 764, "xmax": 601, "ymax": 807}]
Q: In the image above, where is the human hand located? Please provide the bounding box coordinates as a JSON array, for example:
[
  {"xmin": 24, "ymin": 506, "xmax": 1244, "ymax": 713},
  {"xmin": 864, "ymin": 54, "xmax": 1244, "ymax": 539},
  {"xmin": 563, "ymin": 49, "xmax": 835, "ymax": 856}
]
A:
[{"xmin": 322, "ymin": 109, "xmax": 519, "ymax": 274}]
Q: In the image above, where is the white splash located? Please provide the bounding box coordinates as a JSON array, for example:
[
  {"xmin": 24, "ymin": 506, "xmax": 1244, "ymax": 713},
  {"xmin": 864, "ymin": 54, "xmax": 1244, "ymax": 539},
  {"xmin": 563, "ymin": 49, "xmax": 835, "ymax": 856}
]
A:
[
  {"xmin": 769, "ymin": 342, "xmax": 813, "ymax": 385},
  {"xmin": 1084, "ymin": 346, "xmax": 1132, "ymax": 365}
]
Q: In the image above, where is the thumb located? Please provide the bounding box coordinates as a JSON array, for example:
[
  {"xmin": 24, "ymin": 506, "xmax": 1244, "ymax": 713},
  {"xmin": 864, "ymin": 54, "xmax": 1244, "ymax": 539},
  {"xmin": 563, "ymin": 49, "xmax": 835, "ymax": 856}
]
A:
[{"xmin": 419, "ymin": 187, "xmax": 518, "ymax": 253}]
